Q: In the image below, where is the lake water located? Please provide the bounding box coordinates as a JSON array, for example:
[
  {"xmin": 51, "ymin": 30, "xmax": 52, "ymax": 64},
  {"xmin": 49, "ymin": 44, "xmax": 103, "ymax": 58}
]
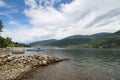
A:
[{"xmin": 21, "ymin": 48, "xmax": 120, "ymax": 80}]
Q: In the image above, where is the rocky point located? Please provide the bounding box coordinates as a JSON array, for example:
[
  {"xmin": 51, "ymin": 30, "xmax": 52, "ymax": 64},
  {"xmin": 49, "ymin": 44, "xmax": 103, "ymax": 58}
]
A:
[{"xmin": 0, "ymin": 54, "xmax": 70, "ymax": 80}]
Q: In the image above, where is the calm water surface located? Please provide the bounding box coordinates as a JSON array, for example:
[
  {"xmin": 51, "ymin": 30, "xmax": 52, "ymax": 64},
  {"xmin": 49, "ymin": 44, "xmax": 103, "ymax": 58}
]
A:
[{"xmin": 23, "ymin": 48, "xmax": 120, "ymax": 80}]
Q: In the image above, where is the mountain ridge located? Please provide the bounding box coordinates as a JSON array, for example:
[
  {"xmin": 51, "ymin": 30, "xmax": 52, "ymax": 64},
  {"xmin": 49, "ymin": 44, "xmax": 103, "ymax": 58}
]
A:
[{"xmin": 29, "ymin": 30, "xmax": 120, "ymax": 48}]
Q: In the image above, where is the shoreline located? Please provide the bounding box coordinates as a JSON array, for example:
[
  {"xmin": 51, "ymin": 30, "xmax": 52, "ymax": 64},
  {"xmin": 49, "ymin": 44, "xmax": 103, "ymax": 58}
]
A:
[
  {"xmin": 14, "ymin": 62, "xmax": 61, "ymax": 80},
  {"xmin": 0, "ymin": 54, "xmax": 70, "ymax": 80}
]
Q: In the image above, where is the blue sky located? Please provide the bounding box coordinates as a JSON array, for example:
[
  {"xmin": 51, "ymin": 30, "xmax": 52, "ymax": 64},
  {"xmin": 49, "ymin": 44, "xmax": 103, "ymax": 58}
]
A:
[{"xmin": 0, "ymin": 0, "xmax": 120, "ymax": 43}]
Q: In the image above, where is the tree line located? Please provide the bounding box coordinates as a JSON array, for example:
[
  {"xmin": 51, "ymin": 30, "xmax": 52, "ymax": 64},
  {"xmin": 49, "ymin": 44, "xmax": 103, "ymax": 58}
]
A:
[{"xmin": 0, "ymin": 20, "xmax": 29, "ymax": 48}]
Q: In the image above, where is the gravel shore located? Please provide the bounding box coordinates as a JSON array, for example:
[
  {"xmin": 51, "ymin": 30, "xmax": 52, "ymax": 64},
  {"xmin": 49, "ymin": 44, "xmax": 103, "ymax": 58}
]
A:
[{"xmin": 0, "ymin": 54, "xmax": 70, "ymax": 80}]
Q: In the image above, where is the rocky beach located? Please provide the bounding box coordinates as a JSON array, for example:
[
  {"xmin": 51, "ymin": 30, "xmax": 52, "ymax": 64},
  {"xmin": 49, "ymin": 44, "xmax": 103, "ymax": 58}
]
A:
[{"xmin": 0, "ymin": 54, "xmax": 70, "ymax": 80}]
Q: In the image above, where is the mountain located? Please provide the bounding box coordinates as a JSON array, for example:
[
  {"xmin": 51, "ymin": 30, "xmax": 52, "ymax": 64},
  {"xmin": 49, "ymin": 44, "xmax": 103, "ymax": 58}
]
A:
[
  {"xmin": 113, "ymin": 30, "xmax": 120, "ymax": 35},
  {"xmin": 29, "ymin": 30, "xmax": 120, "ymax": 48},
  {"xmin": 90, "ymin": 33, "xmax": 111, "ymax": 38},
  {"xmin": 91, "ymin": 30, "xmax": 120, "ymax": 48},
  {"xmin": 44, "ymin": 35, "xmax": 91, "ymax": 47},
  {"xmin": 29, "ymin": 39, "xmax": 56, "ymax": 46}
]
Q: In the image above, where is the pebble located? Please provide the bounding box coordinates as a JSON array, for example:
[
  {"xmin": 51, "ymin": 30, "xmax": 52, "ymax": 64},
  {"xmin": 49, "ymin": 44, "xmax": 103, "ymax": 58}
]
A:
[
  {"xmin": 0, "ymin": 54, "xmax": 69, "ymax": 67},
  {"xmin": 0, "ymin": 54, "xmax": 70, "ymax": 80}
]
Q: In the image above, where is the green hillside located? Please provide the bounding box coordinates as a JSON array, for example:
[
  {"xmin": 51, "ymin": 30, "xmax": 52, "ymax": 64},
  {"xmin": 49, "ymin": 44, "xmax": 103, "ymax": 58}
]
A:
[
  {"xmin": 29, "ymin": 30, "xmax": 120, "ymax": 48},
  {"xmin": 29, "ymin": 39, "xmax": 56, "ymax": 46},
  {"xmin": 45, "ymin": 36, "xmax": 91, "ymax": 47},
  {"xmin": 91, "ymin": 31, "xmax": 120, "ymax": 48}
]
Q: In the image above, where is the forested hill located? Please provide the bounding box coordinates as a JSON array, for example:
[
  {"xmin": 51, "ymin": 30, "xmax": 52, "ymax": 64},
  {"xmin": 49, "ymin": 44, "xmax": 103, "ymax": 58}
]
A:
[
  {"xmin": 29, "ymin": 39, "xmax": 57, "ymax": 46},
  {"xmin": 29, "ymin": 30, "xmax": 120, "ymax": 48}
]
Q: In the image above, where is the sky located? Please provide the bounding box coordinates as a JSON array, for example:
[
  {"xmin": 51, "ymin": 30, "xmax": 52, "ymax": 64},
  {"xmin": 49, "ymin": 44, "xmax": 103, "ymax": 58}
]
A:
[{"xmin": 0, "ymin": 0, "xmax": 120, "ymax": 43}]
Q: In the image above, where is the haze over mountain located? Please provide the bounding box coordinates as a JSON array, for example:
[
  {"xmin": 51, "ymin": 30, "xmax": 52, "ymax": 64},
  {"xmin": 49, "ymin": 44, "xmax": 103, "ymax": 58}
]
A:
[{"xmin": 29, "ymin": 30, "xmax": 120, "ymax": 48}]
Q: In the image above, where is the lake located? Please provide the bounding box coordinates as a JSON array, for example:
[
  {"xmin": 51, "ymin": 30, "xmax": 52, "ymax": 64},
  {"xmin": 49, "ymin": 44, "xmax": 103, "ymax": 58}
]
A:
[{"xmin": 22, "ymin": 48, "xmax": 120, "ymax": 80}]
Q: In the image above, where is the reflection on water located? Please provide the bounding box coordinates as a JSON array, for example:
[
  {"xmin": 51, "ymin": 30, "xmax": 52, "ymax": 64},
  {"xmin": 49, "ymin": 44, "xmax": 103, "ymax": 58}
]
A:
[{"xmin": 1, "ymin": 48, "xmax": 120, "ymax": 80}]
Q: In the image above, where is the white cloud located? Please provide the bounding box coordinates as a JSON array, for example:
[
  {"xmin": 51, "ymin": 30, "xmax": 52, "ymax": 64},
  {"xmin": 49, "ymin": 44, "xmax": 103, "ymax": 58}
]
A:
[
  {"xmin": 0, "ymin": 1, "xmax": 18, "ymax": 18},
  {"xmin": 24, "ymin": 0, "xmax": 38, "ymax": 8},
  {"xmin": 0, "ymin": 0, "xmax": 6, "ymax": 7},
  {"xmin": 8, "ymin": 21, "xmax": 18, "ymax": 25},
  {"xmin": 2, "ymin": 0, "xmax": 120, "ymax": 43}
]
